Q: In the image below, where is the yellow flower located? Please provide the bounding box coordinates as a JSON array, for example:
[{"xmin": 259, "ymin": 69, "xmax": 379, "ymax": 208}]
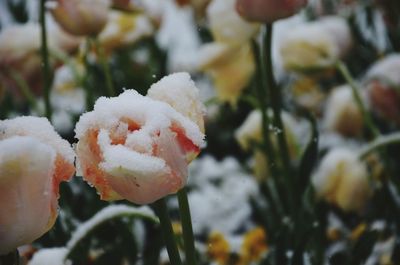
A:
[
  {"xmin": 239, "ymin": 227, "xmax": 268, "ymax": 263},
  {"xmin": 312, "ymin": 148, "xmax": 372, "ymax": 212},
  {"xmin": 324, "ymin": 85, "xmax": 363, "ymax": 137},
  {"xmin": 280, "ymin": 16, "xmax": 352, "ymax": 72},
  {"xmin": 207, "ymin": 232, "xmax": 231, "ymax": 265},
  {"xmin": 195, "ymin": 0, "xmax": 259, "ymax": 105},
  {"xmin": 98, "ymin": 10, "xmax": 154, "ymax": 54},
  {"xmin": 199, "ymin": 43, "xmax": 255, "ymax": 106}
]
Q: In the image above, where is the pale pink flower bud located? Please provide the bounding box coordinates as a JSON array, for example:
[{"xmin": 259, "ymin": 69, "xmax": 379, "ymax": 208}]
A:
[
  {"xmin": 236, "ymin": 0, "xmax": 308, "ymax": 23},
  {"xmin": 0, "ymin": 117, "xmax": 75, "ymax": 255},
  {"xmin": 75, "ymin": 73, "xmax": 205, "ymax": 204},
  {"xmin": 51, "ymin": 0, "xmax": 110, "ymax": 36},
  {"xmin": 364, "ymin": 54, "xmax": 400, "ymax": 125}
]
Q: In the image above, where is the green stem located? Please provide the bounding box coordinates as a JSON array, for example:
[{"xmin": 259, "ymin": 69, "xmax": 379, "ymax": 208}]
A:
[
  {"xmin": 177, "ymin": 188, "xmax": 197, "ymax": 265},
  {"xmin": 84, "ymin": 39, "xmax": 95, "ymax": 110},
  {"xmin": 252, "ymin": 40, "xmax": 285, "ymax": 217},
  {"xmin": 336, "ymin": 61, "xmax": 380, "ymax": 138},
  {"xmin": 7, "ymin": 70, "xmax": 37, "ymax": 110},
  {"xmin": 262, "ymin": 24, "xmax": 294, "ymax": 216},
  {"xmin": 153, "ymin": 198, "xmax": 182, "ymax": 265},
  {"xmin": 94, "ymin": 38, "xmax": 115, "ymax": 97},
  {"xmin": 39, "ymin": 0, "xmax": 52, "ymax": 120},
  {"xmin": 359, "ymin": 132, "xmax": 400, "ymax": 159},
  {"xmin": 0, "ymin": 250, "xmax": 19, "ymax": 265},
  {"xmin": 263, "ymin": 24, "xmax": 291, "ymax": 178},
  {"xmin": 49, "ymin": 49, "xmax": 83, "ymax": 85}
]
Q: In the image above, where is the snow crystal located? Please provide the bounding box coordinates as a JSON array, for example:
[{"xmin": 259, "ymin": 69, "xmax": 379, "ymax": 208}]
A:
[
  {"xmin": 0, "ymin": 116, "xmax": 75, "ymax": 163},
  {"xmin": 97, "ymin": 130, "xmax": 169, "ymax": 177},
  {"xmin": 178, "ymin": 156, "xmax": 259, "ymax": 235},
  {"xmin": 148, "ymin": 72, "xmax": 205, "ymax": 131}
]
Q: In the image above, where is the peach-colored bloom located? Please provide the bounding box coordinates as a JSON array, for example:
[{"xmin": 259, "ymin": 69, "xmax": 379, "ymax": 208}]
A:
[
  {"xmin": 0, "ymin": 116, "xmax": 75, "ymax": 255},
  {"xmin": 236, "ymin": 0, "xmax": 307, "ymax": 22},
  {"xmin": 75, "ymin": 72, "xmax": 205, "ymax": 204},
  {"xmin": 51, "ymin": 0, "xmax": 110, "ymax": 36}
]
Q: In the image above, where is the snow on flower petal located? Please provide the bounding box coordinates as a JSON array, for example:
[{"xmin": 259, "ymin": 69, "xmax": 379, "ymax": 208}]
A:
[
  {"xmin": 0, "ymin": 116, "xmax": 75, "ymax": 255},
  {"xmin": 75, "ymin": 73, "xmax": 205, "ymax": 204}
]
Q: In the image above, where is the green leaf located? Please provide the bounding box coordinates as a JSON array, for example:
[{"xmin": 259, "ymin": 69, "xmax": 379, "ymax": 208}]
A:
[
  {"xmin": 66, "ymin": 204, "xmax": 159, "ymax": 261},
  {"xmin": 297, "ymin": 112, "xmax": 319, "ymax": 196}
]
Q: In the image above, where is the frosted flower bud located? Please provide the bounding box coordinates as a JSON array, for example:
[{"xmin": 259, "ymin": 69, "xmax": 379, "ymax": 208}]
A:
[
  {"xmin": 312, "ymin": 148, "xmax": 372, "ymax": 212},
  {"xmin": 197, "ymin": 43, "xmax": 255, "ymax": 106},
  {"xmin": 74, "ymin": 73, "xmax": 205, "ymax": 204},
  {"xmin": 0, "ymin": 117, "xmax": 75, "ymax": 255},
  {"xmin": 51, "ymin": 0, "xmax": 110, "ymax": 36},
  {"xmin": 207, "ymin": 0, "xmax": 259, "ymax": 46},
  {"xmin": 364, "ymin": 54, "xmax": 400, "ymax": 125},
  {"xmin": 324, "ymin": 85, "xmax": 363, "ymax": 137},
  {"xmin": 98, "ymin": 10, "xmax": 154, "ymax": 53},
  {"xmin": 280, "ymin": 16, "xmax": 352, "ymax": 72},
  {"xmin": 236, "ymin": 0, "xmax": 307, "ymax": 23}
]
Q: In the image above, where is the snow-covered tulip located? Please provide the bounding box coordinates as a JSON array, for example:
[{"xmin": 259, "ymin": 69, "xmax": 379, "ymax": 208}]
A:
[
  {"xmin": 280, "ymin": 16, "xmax": 352, "ymax": 72},
  {"xmin": 324, "ymin": 85, "xmax": 363, "ymax": 137},
  {"xmin": 75, "ymin": 73, "xmax": 205, "ymax": 205},
  {"xmin": 0, "ymin": 116, "xmax": 75, "ymax": 255},
  {"xmin": 0, "ymin": 23, "xmax": 80, "ymax": 97},
  {"xmin": 236, "ymin": 0, "xmax": 307, "ymax": 23},
  {"xmin": 312, "ymin": 148, "xmax": 372, "ymax": 212},
  {"xmin": 364, "ymin": 54, "xmax": 400, "ymax": 125},
  {"xmin": 51, "ymin": 0, "xmax": 110, "ymax": 36}
]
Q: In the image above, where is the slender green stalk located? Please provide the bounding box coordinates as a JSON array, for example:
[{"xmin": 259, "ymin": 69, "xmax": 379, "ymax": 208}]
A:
[
  {"xmin": 94, "ymin": 38, "xmax": 115, "ymax": 97},
  {"xmin": 83, "ymin": 39, "xmax": 95, "ymax": 110},
  {"xmin": 262, "ymin": 24, "xmax": 294, "ymax": 215},
  {"xmin": 152, "ymin": 198, "xmax": 182, "ymax": 265},
  {"xmin": 359, "ymin": 132, "xmax": 400, "ymax": 159},
  {"xmin": 39, "ymin": 0, "xmax": 52, "ymax": 120},
  {"xmin": 7, "ymin": 70, "xmax": 37, "ymax": 110},
  {"xmin": 252, "ymin": 40, "xmax": 285, "ymax": 216},
  {"xmin": 177, "ymin": 188, "xmax": 197, "ymax": 265},
  {"xmin": 0, "ymin": 250, "xmax": 19, "ymax": 265},
  {"xmin": 336, "ymin": 61, "xmax": 380, "ymax": 138},
  {"xmin": 263, "ymin": 24, "xmax": 291, "ymax": 177}
]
